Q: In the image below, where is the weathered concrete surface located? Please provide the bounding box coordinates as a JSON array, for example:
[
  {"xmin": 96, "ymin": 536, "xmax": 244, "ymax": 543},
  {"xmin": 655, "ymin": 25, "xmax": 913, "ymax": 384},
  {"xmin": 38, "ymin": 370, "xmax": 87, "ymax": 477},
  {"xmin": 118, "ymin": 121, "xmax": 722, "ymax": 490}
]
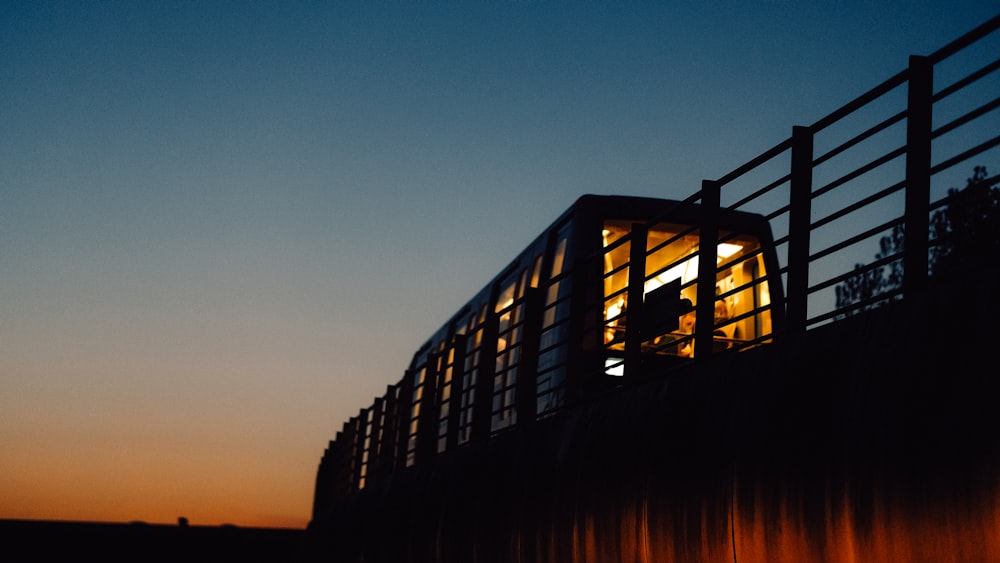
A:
[{"xmin": 314, "ymin": 272, "xmax": 1000, "ymax": 563}]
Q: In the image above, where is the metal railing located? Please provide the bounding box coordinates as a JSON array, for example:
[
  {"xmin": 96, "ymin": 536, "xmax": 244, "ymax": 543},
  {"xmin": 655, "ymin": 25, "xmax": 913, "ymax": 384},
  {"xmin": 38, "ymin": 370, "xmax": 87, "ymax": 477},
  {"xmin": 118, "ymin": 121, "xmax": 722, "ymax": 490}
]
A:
[{"xmin": 623, "ymin": 13, "xmax": 1000, "ymax": 362}]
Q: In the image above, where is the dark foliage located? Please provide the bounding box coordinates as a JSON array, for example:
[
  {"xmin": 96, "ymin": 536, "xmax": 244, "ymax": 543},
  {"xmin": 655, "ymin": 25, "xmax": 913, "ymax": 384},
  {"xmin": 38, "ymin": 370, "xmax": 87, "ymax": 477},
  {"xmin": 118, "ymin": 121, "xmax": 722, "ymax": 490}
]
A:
[
  {"xmin": 929, "ymin": 166, "xmax": 1000, "ymax": 277},
  {"xmin": 835, "ymin": 166, "xmax": 998, "ymax": 315}
]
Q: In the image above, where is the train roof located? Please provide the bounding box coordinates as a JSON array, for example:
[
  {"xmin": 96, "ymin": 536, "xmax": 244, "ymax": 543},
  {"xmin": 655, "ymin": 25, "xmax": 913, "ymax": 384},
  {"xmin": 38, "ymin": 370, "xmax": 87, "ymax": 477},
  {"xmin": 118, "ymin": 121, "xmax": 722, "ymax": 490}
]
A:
[{"xmin": 570, "ymin": 193, "xmax": 770, "ymax": 227}]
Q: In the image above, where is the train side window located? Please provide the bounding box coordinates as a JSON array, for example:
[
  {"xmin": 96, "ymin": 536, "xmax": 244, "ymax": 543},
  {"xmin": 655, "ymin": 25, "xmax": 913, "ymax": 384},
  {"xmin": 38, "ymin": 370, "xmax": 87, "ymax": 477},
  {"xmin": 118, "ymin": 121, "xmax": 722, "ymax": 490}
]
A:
[
  {"xmin": 492, "ymin": 271, "xmax": 527, "ymax": 433},
  {"xmin": 530, "ymin": 254, "xmax": 544, "ymax": 288},
  {"xmin": 535, "ymin": 226, "xmax": 572, "ymax": 417},
  {"xmin": 551, "ymin": 237, "xmax": 567, "ymax": 276},
  {"xmin": 457, "ymin": 306, "xmax": 487, "ymax": 446},
  {"xmin": 405, "ymin": 366, "xmax": 427, "ymax": 467},
  {"xmin": 435, "ymin": 342, "xmax": 460, "ymax": 454}
]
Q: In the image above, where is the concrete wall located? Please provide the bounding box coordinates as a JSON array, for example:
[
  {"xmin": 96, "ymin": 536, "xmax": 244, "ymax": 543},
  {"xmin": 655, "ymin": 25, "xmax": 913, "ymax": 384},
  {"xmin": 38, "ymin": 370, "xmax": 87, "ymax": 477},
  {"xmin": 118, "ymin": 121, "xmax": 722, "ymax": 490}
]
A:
[{"xmin": 313, "ymin": 272, "xmax": 1000, "ymax": 563}]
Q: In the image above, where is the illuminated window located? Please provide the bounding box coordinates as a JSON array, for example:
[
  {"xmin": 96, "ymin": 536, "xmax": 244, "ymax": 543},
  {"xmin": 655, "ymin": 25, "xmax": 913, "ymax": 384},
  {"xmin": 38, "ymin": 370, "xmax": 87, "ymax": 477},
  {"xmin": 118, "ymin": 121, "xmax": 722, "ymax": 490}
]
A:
[
  {"xmin": 529, "ymin": 254, "xmax": 544, "ymax": 288},
  {"xmin": 457, "ymin": 305, "xmax": 487, "ymax": 446},
  {"xmin": 491, "ymin": 269, "xmax": 529, "ymax": 433},
  {"xmin": 601, "ymin": 220, "xmax": 773, "ymax": 362},
  {"xmin": 605, "ymin": 357, "xmax": 625, "ymax": 377},
  {"xmin": 405, "ymin": 367, "xmax": 427, "ymax": 467},
  {"xmin": 436, "ymin": 341, "xmax": 461, "ymax": 453},
  {"xmin": 601, "ymin": 222, "xmax": 636, "ymax": 351}
]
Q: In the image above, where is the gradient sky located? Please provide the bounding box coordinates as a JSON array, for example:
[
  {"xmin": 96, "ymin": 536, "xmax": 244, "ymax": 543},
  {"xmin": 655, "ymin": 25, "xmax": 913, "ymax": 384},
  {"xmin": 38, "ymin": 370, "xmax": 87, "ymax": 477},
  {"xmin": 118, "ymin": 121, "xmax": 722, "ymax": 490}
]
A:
[{"xmin": 2, "ymin": 2, "xmax": 996, "ymax": 528}]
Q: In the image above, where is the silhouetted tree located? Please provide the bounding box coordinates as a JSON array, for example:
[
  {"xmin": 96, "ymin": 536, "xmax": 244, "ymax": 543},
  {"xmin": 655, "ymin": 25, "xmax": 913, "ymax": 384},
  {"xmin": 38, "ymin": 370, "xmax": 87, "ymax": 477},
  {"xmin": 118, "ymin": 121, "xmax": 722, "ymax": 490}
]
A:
[
  {"xmin": 929, "ymin": 165, "xmax": 1000, "ymax": 277},
  {"xmin": 835, "ymin": 166, "xmax": 998, "ymax": 315}
]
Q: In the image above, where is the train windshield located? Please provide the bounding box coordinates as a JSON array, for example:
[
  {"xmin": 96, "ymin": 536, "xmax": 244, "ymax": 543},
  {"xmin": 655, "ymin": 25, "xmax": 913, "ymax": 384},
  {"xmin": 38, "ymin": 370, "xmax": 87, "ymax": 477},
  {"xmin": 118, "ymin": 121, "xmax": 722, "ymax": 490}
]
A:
[{"xmin": 601, "ymin": 219, "xmax": 773, "ymax": 367}]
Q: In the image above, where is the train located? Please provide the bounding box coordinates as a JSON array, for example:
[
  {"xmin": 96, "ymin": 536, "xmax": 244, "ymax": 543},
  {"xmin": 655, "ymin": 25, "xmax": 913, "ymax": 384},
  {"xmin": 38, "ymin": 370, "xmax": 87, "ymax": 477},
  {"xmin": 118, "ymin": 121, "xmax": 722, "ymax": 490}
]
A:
[{"xmin": 310, "ymin": 194, "xmax": 785, "ymax": 523}]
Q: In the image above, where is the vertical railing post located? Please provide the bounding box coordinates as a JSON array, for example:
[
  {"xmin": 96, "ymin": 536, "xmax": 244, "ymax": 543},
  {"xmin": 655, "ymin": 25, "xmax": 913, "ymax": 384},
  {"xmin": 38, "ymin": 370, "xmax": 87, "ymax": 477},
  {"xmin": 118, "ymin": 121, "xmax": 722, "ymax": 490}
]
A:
[
  {"xmin": 416, "ymin": 357, "xmax": 438, "ymax": 465},
  {"xmin": 312, "ymin": 443, "xmax": 333, "ymax": 518},
  {"xmin": 366, "ymin": 397, "xmax": 385, "ymax": 481},
  {"xmin": 446, "ymin": 336, "xmax": 467, "ymax": 452},
  {"xmin": 516, "ymin": 290, "xmax": 542, "ymax": 419},
  {"xmin": 347, "ymin": 415, "xmax": 363, "ymax": 492},
  {"xmin": 329, "ymin": 431, "xmax": 346, "ymax": 502},
  {"xmin": 396, "ymin": 369, "xmax": 415, "ymax": 464},
  {"xmin": 379, "ymin": 384, "xmax": 400, "ymax": 474},
  {"xmin": 695, "ymin": 180, "xmax": 720, "ymax": 361},
  {"xmin": 329, "ymin": 431, "xmax": 345, "ymax": 501},
  {"xmin": 359, "ymin": 409, "xmax": 375, "ymax": 489},
  {"xmin": 472, "ymin": 307, "xmax": 499, "ymax": 443},
  {"xmin": 787, "ymin": 125, "xmax": 814, "ymax": 335},
  {"xmin": 624, "ymin": 223, "xmax": 648, "ymax": 381},
  {"xmin": 904, "ymin": 55, "xmax": 933, "ymax": 297}
]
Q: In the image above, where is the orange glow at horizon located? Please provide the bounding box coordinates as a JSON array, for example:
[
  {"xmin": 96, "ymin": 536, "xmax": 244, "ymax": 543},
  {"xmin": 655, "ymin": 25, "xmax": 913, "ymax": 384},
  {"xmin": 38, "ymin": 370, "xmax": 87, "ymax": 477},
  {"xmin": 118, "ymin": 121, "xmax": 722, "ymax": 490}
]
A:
[
  {"xmin": 0, "ymin": 388, "xmax": 322, "ymax": 529},
  {"xmin": 1, "ymin": 437, "xmax": 313, "ymax": 529}
]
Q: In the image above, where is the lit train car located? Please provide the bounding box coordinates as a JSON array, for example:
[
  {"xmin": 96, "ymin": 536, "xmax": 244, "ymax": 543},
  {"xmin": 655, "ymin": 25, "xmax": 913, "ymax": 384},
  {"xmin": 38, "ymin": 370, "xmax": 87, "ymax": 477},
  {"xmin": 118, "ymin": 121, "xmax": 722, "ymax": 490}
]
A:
[{"xmin": 311, "ymin": 194, "xmax": 784, "ymax": 517}]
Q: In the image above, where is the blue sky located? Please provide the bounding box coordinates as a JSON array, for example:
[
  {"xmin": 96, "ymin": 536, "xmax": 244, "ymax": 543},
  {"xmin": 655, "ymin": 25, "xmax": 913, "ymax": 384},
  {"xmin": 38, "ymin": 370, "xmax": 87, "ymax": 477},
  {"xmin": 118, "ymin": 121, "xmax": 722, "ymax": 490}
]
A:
[{"xmin": 1, "ymin": 1, "xmax": 996, "ymax": 527}]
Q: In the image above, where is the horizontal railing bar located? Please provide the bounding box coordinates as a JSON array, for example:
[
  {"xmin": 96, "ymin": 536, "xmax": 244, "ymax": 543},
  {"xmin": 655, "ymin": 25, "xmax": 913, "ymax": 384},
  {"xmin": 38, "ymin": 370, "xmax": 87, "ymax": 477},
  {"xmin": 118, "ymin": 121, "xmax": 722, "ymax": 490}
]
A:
[
  {"xmin": 808, "ymin": 245, "xmax": 903, "ymax": 295},
  {"xmin": 646, "ymin": 224, "xmax": 700, "ymax": 256},
  {"xmin": 764, "ymin": 204, "xmax": 791, "ymax": 223},
  {"xmin": 813, "ymin": 110, "xmax": 907, "ymax": 167},
  {"xmin": 642, "ymin": 191, "xmax": 704, "ymax": 230},
  {"xmin": 809, "ymin": 215, "xmax": 901, "ymax": 263},
  {"xmin": 733, "ymin": 321, "xmax": 780, "ymax": 347},
  {"xmin": 644, "ymin": 254, "xmax": 695, "ymax": 286},
  {"xmin": 934, "ymin": 58, "xmax": 1000, "ymax": 102},
  {"xmin": 808, "ymin": 286, "xmax": 904, "ymax": 326},
  {"xmin": 812, "ymin": 71, "xmax": 908, "ymax": 133},
  {"xmin": 812, "ymin": 179, "xmax": 905, "ymax": 231},
  {"xmin": 715, "ymin": 307, "xmax": 759, "ymax": 331},
  {"xmin": 716, "ymin": 139, "xmax": 792, "ymax": 187},
  {"xmin": 929, "ymin": 13, "xmax": 1000, "ymax": 63},
  {"xmin": 932, "ymin": 96, "xmax": 1000, "ymax": 139},
  {"xmin": 726, "ymin": 173, "xmax": 791, "ymax": 211},
  {"xmin": 812, "ymin": 145, "xmax": 907, "ymax": 199},
  {"xmin": 931, "ymin": 134, "xmax": 1000, "ymax": 176},
  {"xmin": 717, "ymin": 275, "xmax": 766, "ymax": 304}
]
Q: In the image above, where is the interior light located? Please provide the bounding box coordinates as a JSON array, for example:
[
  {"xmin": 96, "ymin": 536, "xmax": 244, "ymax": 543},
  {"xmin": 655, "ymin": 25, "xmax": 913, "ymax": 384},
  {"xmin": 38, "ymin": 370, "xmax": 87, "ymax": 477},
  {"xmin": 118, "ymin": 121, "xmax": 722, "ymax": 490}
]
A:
[
  {"xmin": 683, "ymin": 255, "xmax": 699, "ymax": 283},
  {"xmin": 643, "ymin": 256, "xmax": 697, "ymax": 296},
  {"xmin": 717, "ymin": 243, "xmax": 743, "ymax": 258},
  {"xmin": 644, "ymin": 277, "xmax": 664, "ymax": 294},
  {"xmin": 605, "ymin": 357, "xmax": 625, "ymax": 377},
  {"xmin": 606, "ymin": 298, "xmax": 624, "ymax": 321}
]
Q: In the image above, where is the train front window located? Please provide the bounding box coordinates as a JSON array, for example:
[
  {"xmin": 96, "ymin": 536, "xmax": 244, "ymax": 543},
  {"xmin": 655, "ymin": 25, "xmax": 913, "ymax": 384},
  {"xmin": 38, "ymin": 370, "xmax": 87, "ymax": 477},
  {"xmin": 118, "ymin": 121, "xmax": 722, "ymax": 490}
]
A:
[{"xmin": 601, "ymin": 220, "xmax": 773, "ymax": 363}]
